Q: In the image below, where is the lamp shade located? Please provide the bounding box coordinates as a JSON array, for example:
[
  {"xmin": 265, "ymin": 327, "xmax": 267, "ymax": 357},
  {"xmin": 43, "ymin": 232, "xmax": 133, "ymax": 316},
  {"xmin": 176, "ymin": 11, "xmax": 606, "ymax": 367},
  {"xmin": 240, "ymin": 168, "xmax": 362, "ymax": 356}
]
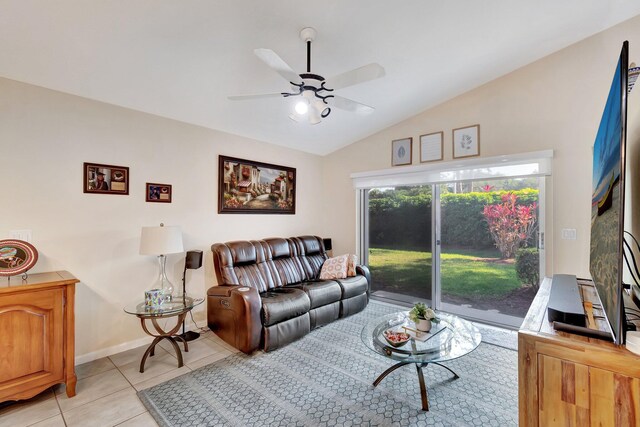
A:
[{"xmin": 139, "ymin": 225, "xmax": 184, "ymax": 255}]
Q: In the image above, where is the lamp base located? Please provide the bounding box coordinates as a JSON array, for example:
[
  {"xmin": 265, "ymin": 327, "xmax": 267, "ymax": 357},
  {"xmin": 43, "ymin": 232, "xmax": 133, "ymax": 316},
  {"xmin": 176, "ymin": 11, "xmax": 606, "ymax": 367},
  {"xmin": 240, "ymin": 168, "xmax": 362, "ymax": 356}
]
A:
[{"xmin": 179, "ymin": 330, "xmax": 201, "ymax": 342}]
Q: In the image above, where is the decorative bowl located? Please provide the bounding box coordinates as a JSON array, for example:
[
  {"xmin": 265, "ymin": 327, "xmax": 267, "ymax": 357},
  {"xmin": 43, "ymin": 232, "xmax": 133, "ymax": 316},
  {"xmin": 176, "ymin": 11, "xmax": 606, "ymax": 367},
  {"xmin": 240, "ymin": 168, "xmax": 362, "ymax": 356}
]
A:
[{"xmin": 383, "ymin": 329, "xmax": 410, "ymax": 347}]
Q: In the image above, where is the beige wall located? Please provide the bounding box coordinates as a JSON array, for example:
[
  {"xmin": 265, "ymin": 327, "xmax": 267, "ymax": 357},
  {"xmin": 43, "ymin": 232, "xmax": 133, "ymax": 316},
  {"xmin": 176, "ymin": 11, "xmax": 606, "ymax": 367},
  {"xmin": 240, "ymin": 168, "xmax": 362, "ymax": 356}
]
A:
[
  {"xmin": 4, "ymin": 14, "xmax": 640, "ymax": 362},
  {"xmin": 322, "ymin": 14, "xmax": 640, "ymax": 279},
  {"xmin": 0, "ymin": 77, "xmax": 324, "ymax": 360}
]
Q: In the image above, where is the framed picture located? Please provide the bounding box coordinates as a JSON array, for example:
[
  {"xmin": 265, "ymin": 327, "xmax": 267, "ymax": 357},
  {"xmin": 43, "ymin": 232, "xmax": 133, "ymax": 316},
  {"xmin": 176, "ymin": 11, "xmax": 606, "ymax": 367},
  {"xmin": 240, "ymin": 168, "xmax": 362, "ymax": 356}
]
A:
[
  {"xmin": 218, "ymin": 155, "xmax": 296, "ymax": 214},
  {"xmin": 392, "ymin": 138, "xmax": 413, "ymax": 166},
  {"xmin": 83, "ymin": 162, "xmax": 129, "ymax": 195},
  {"xmin": 146, "ymin": 183, "xmax": 172, "ymax": 203},
  {"xmin": 420, "ymin": 132, "xmax": 444, "ymax": 163},
  {"xmin": 452, "ymin": 124, "xmax": 480, "ymax": 159}
]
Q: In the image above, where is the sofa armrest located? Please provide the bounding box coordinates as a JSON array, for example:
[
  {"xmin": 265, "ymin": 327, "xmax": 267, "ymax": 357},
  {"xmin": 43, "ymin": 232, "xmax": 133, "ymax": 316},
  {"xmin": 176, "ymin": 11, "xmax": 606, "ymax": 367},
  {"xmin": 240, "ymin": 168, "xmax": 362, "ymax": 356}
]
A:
[
  {"xmin": 207, "ymin": 285, "xmax": 262, "ymax": 354},
  {"xmin": 356, "ymin": 265, "xmax": 371, "ymax": 297}
]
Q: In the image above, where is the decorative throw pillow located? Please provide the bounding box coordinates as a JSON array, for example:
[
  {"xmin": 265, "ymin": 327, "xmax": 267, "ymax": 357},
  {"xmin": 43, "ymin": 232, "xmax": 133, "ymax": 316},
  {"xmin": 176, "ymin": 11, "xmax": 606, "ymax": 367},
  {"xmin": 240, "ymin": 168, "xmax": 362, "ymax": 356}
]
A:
[
  {"xmin": 319, "ymin": 254, "xmax": 350, "ymax": 280},
  {"xmin": 347, "ymin": 254, "xmax": 358, "ymax": 277}
]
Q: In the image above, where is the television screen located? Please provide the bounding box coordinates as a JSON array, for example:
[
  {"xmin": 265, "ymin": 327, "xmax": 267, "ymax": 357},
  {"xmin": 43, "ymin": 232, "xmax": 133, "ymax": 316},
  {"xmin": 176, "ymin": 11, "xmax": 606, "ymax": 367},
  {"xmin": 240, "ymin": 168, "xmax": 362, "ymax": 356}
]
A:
[{"xmin": 590, "ymin": 41, "xmax": 628, "ymax": 345}]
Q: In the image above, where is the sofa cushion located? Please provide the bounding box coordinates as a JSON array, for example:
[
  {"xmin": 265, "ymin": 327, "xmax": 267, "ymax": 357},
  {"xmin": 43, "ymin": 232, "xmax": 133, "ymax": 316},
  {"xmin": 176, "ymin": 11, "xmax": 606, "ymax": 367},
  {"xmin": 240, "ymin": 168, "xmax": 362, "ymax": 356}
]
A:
[
  {"xmin": 260, "ymin": 288, "xmax": 310, "ymax": 327},
  {"xmin": 335, "ymin": 275, "xmax": 369, "ymax": 299},
  {"xmin": 291, "ymin": 236, "xmax": 327, "ymax": 279},
  {"xmin": 319, "ymin": 254, "xmax": 349, "ymax": 280},
  {"xmin": 290, "ymin": 280, "xmax": 342, "ymax": 309},
  {"xmin": 347, "ymin": 254, "xmax": 358, "ymax": 277}
]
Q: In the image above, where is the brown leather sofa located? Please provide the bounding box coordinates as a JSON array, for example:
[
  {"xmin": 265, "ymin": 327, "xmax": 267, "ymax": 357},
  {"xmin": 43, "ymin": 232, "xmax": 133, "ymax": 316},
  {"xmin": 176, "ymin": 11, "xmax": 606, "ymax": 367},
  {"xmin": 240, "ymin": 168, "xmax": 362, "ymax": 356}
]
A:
[{"xmin": 207, "ymin": 235, "xmax": 371, "ymax": 353}]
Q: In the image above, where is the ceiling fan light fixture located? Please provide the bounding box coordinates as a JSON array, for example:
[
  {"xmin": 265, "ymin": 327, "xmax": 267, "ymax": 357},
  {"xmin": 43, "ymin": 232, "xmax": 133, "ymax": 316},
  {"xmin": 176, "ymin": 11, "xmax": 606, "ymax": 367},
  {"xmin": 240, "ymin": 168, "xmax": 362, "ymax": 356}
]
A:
[
  {"xmin": 308, "ymin": 105, "xmax": 321, "ymax": 125},
  {"xmin": 229, "ymin": 28, "xmax": 384, "ymax": 124},
  {"xmin": 313, "ymin": 100, "xmax": 331, "ymax": 118},
  {"xmin": 294, "ymin": 100, "xmax": 309, "ymax": 115},
  {"xmin": 288, "ymin": 113, "xmax": 302, "ymax": 122}
]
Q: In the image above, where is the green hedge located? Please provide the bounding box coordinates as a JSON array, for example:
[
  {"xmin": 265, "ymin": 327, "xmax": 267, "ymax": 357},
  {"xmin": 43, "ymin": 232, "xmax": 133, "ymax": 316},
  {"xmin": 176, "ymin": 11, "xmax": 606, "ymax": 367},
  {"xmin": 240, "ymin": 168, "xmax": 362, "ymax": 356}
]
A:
[
  {"xmin": 516, "ymin": 248, "xmax": 540, "ymax": 288},
  {"xmin": 369, "ymin": 188, "xmax": 538, "ymax": 250}
]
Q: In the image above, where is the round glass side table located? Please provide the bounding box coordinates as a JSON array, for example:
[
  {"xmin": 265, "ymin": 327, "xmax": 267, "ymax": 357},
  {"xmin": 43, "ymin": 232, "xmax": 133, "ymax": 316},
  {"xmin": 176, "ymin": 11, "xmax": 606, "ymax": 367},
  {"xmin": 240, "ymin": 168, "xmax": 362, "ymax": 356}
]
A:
[{"xmin": 124, "ymin": 295, "xmax": 204, "ymax": 373}]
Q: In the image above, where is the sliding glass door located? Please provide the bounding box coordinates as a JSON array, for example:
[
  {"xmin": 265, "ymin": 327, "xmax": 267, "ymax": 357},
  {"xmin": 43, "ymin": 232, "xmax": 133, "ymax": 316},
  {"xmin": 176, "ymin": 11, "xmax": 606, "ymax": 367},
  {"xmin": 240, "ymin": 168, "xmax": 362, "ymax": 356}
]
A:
[
  {"xmin": 367, "ymin": 185, "xmax": 433, "ymax": 305},
  {"xmin": 438, "ymin": 178, "xmax": 541, "ymax": 326},
  {"xmin": 364, "ymin": 177, "xmax": 543, "ymax": 327}
]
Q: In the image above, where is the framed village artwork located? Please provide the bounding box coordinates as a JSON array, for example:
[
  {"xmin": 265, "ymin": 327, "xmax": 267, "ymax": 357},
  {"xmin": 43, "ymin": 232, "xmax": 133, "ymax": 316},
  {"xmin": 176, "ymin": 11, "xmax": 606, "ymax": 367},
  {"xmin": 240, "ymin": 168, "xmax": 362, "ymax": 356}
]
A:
[{"xmin": 218, "ymin": 155, "xmax": 296, "ymax": 214}]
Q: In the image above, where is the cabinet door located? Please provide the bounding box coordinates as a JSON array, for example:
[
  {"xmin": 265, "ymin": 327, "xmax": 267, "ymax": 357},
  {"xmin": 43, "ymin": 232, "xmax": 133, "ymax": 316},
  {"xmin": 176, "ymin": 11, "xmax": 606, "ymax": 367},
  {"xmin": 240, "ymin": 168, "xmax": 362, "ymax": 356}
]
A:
[
  {"xmin": 0, "ymin": 288, "xmax": 64, "ymax": 400},
  {"xmin": 590, "ymin": 367, "xmax": 640, "ymax": 426},
  {"xmin": 538, "ymin": 354, "xmax": 590, "ymax": 426}
]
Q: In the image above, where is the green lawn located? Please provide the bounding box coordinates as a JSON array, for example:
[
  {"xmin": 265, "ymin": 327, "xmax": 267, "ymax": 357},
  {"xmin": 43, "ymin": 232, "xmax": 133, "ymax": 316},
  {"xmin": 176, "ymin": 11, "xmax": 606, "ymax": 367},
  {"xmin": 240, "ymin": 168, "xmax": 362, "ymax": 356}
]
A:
[{"xmin": 369, "ymin": 247, "xmax": 521, "ymax": 298}]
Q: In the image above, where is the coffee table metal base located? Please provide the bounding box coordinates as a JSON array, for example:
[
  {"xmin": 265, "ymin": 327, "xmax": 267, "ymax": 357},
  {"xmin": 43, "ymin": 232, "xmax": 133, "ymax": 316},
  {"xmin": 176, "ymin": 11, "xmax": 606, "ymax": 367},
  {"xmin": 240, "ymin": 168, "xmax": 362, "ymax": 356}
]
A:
[{"xmin": 372, "ymin": 361, "xmax": 459, "ymax": 411}]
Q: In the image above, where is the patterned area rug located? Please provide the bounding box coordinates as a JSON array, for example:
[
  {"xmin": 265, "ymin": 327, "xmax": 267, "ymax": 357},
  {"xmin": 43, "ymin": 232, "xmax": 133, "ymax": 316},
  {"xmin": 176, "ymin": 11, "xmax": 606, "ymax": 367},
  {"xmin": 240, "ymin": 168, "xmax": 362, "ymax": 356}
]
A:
[{"xmin": 139, "ymin": 301, "xmax": 518, "ymax": 426}]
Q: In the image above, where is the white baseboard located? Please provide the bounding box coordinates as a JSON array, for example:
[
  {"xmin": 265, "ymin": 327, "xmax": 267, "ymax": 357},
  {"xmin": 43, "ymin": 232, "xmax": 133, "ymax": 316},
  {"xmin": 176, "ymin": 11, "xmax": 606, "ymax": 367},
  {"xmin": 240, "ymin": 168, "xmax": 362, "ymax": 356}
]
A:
[{"xmin": 74, "ymin": 320, "xmax": 206, "ymax": 366}]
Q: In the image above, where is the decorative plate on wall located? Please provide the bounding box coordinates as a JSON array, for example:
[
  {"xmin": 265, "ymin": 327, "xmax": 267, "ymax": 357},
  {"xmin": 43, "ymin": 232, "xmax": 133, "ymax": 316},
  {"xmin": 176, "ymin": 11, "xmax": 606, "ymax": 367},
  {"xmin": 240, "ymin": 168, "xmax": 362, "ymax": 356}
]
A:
[{"xmin": 0, "ymin": 239, "xmax": 39, "ymax": 277}]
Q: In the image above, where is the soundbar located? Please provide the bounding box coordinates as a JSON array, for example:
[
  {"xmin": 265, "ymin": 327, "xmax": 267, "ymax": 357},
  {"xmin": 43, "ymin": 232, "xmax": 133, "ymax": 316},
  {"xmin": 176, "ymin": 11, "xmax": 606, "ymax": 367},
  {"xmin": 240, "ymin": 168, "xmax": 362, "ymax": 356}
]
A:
[
  {"xmin": 552, "ymin": 321, "xmax": 613, "ymax": 341},
  {"xmin": 547, "ymin": 274, "xmax": 586, "ymax": 327}
]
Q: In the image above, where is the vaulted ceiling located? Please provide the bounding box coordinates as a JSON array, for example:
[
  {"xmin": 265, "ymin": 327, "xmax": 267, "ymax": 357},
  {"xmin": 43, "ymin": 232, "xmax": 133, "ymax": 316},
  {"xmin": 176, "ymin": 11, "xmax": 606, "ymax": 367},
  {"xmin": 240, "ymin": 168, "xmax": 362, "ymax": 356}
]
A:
[{"xmin": 2, "ymin": 1, "xmax": 640, "ymax": 155}]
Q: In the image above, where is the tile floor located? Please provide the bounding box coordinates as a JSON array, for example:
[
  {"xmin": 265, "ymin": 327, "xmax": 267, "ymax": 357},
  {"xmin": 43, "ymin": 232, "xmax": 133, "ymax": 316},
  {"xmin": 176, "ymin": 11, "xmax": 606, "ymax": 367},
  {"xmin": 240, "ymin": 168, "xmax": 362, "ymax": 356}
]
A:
[{"xmin": 0, "ymin": 330, "xmax": 237, "ymax": 427}]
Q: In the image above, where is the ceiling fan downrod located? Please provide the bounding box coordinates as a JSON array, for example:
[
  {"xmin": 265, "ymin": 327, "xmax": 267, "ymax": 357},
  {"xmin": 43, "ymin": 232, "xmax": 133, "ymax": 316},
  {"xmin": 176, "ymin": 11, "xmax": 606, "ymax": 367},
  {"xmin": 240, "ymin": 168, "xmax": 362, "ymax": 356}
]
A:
[{"xmin": 287, "ymin": 27, "xmax": 332, "ymax": 118}]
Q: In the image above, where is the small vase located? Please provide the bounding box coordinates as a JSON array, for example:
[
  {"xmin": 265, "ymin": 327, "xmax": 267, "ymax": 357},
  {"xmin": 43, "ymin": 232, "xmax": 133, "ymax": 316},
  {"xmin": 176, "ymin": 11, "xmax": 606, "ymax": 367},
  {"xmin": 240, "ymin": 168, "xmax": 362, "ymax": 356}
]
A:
[{"xmin": 416, "ymin": 318, "xmax": 432, "ymax": 332}]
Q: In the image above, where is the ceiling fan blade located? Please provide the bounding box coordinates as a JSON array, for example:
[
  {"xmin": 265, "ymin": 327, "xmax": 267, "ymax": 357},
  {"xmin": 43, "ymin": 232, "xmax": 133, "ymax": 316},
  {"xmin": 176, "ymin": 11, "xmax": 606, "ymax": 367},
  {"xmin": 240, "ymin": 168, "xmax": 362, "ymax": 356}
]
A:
[
  {"xmin": 228, "ymin": 93, "xmax": 284, "ymax": 101},
  {"xmin": 323, "ymin": 63, "xmax": 385, "ymax": 90},
  {"xmin": 326, "ymin": 96, "xmax": 375, "ymax": 114},
  {"xmin": 254, "ymin": 48, "xmax": 303, "ymax": 85}
]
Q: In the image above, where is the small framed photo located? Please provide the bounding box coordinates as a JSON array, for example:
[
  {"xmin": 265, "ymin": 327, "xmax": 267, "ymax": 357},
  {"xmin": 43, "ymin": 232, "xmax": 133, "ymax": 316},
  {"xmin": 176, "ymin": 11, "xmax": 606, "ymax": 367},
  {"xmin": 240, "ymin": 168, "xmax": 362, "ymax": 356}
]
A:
[
  {"xmin": 420, "ymin": 132, "xmax": 444, "ymax": 163},
  {"xmin": 146, "ymin": 183, "xmax": 172, "ymax": 203},
  {"xmin": 392, "ymin": 138, "xmax": 413, "ymax": 166},
  {"xmin": 83, "ymin": 162, "xmax": 129, "ymax": 195},
  {"xmin": 452, "ymin": 124, "xmax": 480, "ymax": 159}
]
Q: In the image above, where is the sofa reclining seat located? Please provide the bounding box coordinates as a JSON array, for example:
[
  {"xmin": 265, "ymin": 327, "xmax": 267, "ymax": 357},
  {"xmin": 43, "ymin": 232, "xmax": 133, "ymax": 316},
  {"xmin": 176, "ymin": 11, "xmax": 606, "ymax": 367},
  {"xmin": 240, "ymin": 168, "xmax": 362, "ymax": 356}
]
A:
[{"xmin": 207, "ymin": 235, "xmax": 371, "ymax": 353}]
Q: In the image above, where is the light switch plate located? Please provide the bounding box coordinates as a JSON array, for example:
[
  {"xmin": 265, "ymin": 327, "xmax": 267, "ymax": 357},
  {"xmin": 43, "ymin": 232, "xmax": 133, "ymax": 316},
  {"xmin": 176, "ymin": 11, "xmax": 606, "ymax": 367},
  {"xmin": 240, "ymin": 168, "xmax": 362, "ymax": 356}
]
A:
[
  {"xmin": 9, "ymin": 229, "xmax": 32, "ymax": 242},
  {"xmin": 561, "ymin": 228, "xmax": 577, "ymax": 240}
]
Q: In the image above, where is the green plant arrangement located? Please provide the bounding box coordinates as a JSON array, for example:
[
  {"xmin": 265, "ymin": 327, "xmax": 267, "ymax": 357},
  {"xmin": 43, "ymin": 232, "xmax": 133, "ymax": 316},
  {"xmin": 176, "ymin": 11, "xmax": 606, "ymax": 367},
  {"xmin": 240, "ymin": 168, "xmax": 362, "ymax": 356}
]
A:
[{"xmin": 408, "ymin": 302, "xmax": 440, "ymax": 324}]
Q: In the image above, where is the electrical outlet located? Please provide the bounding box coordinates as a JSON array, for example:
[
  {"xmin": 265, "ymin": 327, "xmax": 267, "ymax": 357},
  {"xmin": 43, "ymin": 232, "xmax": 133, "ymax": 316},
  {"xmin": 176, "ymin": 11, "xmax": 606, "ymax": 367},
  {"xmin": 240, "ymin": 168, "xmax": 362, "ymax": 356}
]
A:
[
  {"xmin": 9, "ymin": 229, "xmax": 32, "ymax": 242},
  {"xmin": 561, "ymin": 228, "xmax": 577, "ymax": 240}
]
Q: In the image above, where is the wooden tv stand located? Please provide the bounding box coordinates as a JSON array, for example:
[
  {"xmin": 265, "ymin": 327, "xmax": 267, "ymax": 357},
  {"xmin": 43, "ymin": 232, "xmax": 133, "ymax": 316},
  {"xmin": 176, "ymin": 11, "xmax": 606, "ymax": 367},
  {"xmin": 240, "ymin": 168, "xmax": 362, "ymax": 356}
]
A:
[{"xmin": 519, "ymin": 277, "xmax": 640, "ymax": 426}]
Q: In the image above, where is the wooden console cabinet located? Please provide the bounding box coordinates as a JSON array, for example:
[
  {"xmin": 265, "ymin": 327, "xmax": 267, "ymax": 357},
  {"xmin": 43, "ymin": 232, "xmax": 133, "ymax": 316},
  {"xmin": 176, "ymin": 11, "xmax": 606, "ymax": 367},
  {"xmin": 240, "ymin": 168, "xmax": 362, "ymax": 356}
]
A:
[
  {"xmin": 0, "ymin": 271, "xmax": 78, "ymax": 402},
  {"xmin": 519, "ymin": 277, "xmax": 640, "ymax": 426}
]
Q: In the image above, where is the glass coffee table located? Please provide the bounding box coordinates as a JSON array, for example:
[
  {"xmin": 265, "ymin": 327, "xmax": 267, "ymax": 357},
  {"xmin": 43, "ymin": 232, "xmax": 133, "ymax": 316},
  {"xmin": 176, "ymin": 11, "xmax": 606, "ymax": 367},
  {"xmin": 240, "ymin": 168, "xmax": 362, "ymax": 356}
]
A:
[
  {"xmin": 361, "ymin": 311, "xmax": 481, "ymax": 411},
  {"xmin": 124, "ymin": 295, "xmax": 204, "ymax": 373}
]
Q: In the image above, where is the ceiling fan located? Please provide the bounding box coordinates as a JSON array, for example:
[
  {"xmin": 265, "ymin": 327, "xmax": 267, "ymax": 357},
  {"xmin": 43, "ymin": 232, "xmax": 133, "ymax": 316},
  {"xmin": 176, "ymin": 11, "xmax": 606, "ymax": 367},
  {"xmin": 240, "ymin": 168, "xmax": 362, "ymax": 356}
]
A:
[{"xmin": 228, "ymin": 27, "xmax": 385, "ymax": 124}]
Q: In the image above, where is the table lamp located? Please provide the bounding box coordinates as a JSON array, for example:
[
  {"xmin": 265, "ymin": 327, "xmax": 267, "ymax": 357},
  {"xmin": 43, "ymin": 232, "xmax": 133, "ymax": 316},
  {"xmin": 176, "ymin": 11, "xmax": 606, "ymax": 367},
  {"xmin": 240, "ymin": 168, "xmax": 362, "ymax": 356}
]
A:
[{"xmin": 140, "ymin": 223, "xmax": 184, "ymax": 301}]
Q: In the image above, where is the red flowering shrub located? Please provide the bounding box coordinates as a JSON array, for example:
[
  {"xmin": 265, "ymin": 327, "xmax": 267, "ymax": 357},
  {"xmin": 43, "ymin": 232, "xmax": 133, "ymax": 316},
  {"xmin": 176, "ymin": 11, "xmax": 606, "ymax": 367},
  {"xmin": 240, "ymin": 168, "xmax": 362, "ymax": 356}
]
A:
[{"xmin": 482, "ymin": 193, "xmax": 537, "ymax": 259}]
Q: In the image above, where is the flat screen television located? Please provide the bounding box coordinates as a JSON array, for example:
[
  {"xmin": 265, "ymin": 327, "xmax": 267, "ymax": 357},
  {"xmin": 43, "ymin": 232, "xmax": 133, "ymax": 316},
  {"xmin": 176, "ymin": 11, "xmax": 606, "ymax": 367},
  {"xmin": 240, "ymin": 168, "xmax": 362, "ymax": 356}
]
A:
[{"xmin": 590, "ymin": 40, "xmax": 629, "ymax": 345}]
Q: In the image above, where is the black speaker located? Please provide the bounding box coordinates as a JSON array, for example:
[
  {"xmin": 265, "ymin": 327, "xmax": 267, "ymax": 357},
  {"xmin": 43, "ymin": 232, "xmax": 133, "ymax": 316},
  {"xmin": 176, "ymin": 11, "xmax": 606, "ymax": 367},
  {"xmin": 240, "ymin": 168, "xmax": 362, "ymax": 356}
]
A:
[
  {"xmin": 185, "ymin": 250, "xmax": 203, "ymax": 270},
  {"xmin": 180, "ymin": 249, "xmax": 203, "ymax": 342},
  {"xmin": 323, "ymin": 238, "xmax": 332, "ymax": 251}
]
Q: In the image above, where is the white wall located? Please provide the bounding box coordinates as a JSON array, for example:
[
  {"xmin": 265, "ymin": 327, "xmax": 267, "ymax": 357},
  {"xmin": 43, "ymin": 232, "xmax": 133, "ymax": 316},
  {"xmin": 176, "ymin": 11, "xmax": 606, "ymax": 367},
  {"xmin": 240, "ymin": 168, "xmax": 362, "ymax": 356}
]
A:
[
  {"xmin": 321, "ymin": 14, "xmax": 640, "ymax": 279},
  {"xmin": 0, "ymin": 77, "xmax": 325, "ymax": 361}
]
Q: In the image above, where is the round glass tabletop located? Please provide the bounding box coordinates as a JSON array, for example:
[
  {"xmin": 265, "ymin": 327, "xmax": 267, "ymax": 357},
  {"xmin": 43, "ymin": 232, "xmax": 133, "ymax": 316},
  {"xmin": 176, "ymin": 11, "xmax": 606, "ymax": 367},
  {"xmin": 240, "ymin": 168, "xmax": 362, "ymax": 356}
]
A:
[
  {"xmin": 123, "ymin": 295, "xmax": 204, "ymax": 317},
  {"xmin": 361, "ymin": 311, "xmax": 481, "ymax": 364}
]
